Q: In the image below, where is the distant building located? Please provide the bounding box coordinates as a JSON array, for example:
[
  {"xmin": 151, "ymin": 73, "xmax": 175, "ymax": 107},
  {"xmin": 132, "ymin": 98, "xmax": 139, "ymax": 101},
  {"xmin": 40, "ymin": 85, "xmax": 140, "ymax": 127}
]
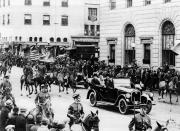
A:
[
  {"xmin": 0, "ymin": 0, "xmax": 100, "ymax": 59},
  {"xmin": 99, "ymin": 0, "xmax": 180, "ymax": 68}
]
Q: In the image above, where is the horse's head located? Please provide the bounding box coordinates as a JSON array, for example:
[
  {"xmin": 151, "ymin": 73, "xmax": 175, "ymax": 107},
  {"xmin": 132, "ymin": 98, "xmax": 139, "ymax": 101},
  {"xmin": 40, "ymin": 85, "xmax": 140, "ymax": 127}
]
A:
[
  {"xmin": 83, "ymin": 110, "xmax": 100, "ymax": 131},
  {"xmin": 154, "ymin": 121, "xmax": 168, "ymax": 131}
]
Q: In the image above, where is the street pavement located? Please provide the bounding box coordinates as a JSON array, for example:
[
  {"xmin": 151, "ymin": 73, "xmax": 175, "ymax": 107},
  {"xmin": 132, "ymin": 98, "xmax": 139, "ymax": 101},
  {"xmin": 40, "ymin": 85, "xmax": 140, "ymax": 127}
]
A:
[{"xmin": 5, "ymin": 66, "xmax": 180, "ymax": 131}]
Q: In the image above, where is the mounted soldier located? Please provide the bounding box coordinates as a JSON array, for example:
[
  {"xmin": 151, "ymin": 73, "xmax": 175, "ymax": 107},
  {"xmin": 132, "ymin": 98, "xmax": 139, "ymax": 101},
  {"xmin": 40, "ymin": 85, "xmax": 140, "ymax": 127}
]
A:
[
  {"xmin": 23, "ymin": 61, "xmax": 33, "ymax": 83},
  {"xmin": 37, "ymin": 61, "xmax": 47, "ymax": 78}
]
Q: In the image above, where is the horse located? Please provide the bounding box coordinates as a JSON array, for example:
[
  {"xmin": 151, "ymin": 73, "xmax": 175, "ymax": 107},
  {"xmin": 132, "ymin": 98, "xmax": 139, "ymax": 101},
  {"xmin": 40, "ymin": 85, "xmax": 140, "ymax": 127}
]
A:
[
  {"xmin": 158, "ymin": 80, "xmax": 167, "ymax": 100},
  {"xmin": 28, "ymin": 106, "xmax": 54, "ymax": 125},
  {"xmin": 51, "ymin": 110, "xmax": 100, "ymax": 131},
  {"xmin": 20, "ymin": 74, "xmax": 37, "ymax": 96},
  {"xmin": 154, "ymin": 121, "xmax": 168, "ymax": 131},
  {"xmin": 167, "ymin": 76, "xmax": 179, "ymax": 104}
]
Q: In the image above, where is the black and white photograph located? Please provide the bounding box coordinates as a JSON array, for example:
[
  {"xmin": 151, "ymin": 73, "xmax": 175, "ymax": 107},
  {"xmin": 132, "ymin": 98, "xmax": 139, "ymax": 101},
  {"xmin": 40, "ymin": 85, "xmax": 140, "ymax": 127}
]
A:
[{"xmin": 0, "ymin": 0, "xmax": 180, "ymax": 131}]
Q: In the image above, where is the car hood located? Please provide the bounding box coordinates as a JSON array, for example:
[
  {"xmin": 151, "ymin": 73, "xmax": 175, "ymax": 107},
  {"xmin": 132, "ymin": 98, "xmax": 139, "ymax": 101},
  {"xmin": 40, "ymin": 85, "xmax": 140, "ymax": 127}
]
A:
[{"xmin": 115, "ymin": 86, "xmax": 138, "ymax": 93}]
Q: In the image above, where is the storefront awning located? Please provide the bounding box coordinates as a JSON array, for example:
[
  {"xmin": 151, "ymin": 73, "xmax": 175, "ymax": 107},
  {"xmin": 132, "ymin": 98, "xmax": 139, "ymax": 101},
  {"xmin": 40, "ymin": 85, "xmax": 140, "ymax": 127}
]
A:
[
  {"xmin": 171, "ymin": 40, "xmax": 180, "ymax": 55},
  {"xmin": 71, "ymin": 36, "xmax": 99, "ymax": 42}
]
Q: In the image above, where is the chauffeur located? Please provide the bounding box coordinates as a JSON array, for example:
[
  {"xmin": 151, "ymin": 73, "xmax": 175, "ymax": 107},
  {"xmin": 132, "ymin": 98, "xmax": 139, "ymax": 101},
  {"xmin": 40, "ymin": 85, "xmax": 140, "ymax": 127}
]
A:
[{"xmin": 128, "ymin": 106, "xmax": 152, "ymax": 131}]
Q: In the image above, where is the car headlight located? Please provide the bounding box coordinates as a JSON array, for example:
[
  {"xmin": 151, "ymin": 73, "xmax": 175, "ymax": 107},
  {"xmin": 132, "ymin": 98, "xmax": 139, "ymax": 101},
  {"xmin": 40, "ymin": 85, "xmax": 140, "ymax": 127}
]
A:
[
  {"xmin": 125, "ymin": 93, "xmax": 131, "ymax": 99},
  {"xmin": 149, "ymin": 92, "xmax": 154, "ymax": 98}
]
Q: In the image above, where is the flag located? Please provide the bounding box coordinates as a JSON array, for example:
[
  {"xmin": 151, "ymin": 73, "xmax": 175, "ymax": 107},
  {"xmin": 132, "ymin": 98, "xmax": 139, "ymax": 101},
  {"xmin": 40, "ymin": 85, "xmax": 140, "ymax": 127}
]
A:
[{"xmin": 30, "ymin": 49, "xmax": 39, "ymax": 61}]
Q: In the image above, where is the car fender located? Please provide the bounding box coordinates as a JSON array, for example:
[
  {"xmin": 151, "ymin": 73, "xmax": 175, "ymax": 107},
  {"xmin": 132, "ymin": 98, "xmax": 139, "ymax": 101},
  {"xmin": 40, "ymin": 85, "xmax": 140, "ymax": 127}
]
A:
[
  {"xmin": 87, "ymin": 89, "xmax": 97, "ymax": 99},
  {"xmin": 114, "ymin": 95, "xmax": 127, "ymax": 106},
  {"xmin": 141, "ymin": 93, "xmax": 151, "ymax": 102}
]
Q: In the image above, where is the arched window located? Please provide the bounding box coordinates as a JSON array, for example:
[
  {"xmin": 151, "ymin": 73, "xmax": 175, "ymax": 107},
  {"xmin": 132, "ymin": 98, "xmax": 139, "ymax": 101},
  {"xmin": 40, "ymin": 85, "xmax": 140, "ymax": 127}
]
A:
[
  {"xmin": 124, "ymin": 24, "xmax": 135, "ymax": 65},
  {"xmin": 39, "ymin": 37, "xmax": 42, "ymax": 42},
  {"xmin": 29, "ymin": 37, "xmax": 32, "ymax": 42},
  {"xmin": 162, "ymin": 21, "xmax": 175, "ymax": 66},
  {"xmin": 63, "ymin": 37, "xmax": 67, "ymax": 42},
  {"xmin": 15, "ymin": 36, "xmax": 18, "ymax": 41},
  {"xmin": 19, "ymin": 36, "xmax": 22, "ymax": 41},
  {"xmin": 50, "ymin": 37, "xmax": 54, "ymax": 42},
  {"xmin": 56, "ymin": 37, "xmax": 61, "ymax": 42},
  {"xmin": 34, "ymin": 37, "xmax": 37, "ymax": 42}
]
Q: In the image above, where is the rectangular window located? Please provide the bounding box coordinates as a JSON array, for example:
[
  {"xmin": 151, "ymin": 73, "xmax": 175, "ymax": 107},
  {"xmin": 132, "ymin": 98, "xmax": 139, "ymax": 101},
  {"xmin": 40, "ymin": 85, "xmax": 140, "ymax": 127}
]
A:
[
  {"xmin": 143, "ymin": 44, "xmax": 150, "ymax": 64},
  {"xmin": 84, "ymin": 25, "xmax": 89, "ymax": 36},
  {"xmin": 61, "ymin": 15, "xmax": 68, "ymax": 26},
  {"xmin": 7, "ymin": 14, "xmax": 10, "ymax": 24},
  {"xmin": 90, "ymin": 25, "xmax": 95, "ymax": 36},
  {"xmin": 3, "ymin": 15, "xmax": 5, "ymax": 25},
  {"xmin": 96, "ymin": 25, "xmax": 100, "ymax": 36},
  {"xmin": 25, "ymin": 0, "xmax": 31, "ymax": 5},
  {"xmin": 110, "ymin": 0, "xmax": 116, "ymax": 10},
  {"xmin": 62, "ymin": 0, "xmax": 68, "ymax": 7},
  {"xmin": 127, "ymin": 0, "xmax": 132, "ymax": 8},
  {"xmin": 0, "ymin": 0, "xmax": 1, "ymax": 7},
  {"xmin": 145, "ymin": 0, "xmax": 151, "ymax": 6},
  {"xmin": 164, "ymin": 0, "xmax": 171, "ymax": 3},
  {"xmin": 24, "ymin": 14, "xmax": 32, "ymax": 25},
  {"xmin": 109, "ymin": 44, "xmax": 115, "ymax": 63},
  {"xmin": 88, "ymin": 8, "xmax": 97, "ymax": 21},
  {"xmin": 43, "ymin": 15, "xmax": 50, "ymax": 25},
  {"xmin": 43, "ymin": 0, "xmax": 50, "ymax": 6}
]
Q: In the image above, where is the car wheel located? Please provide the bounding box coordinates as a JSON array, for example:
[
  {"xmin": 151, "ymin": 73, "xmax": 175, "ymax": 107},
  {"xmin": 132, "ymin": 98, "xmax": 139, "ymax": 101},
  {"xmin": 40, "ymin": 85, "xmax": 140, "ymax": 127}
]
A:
[
  {"xmin": 143, "ymin": 101, "xmax": 152, "ymax": 114},
  {"xmin": 118, "ymin": 99, "xmax": 128, "ymax": 114},
  {"xmin": 89, "ymin": 92, "xmax": 97, "ymax": 107}
]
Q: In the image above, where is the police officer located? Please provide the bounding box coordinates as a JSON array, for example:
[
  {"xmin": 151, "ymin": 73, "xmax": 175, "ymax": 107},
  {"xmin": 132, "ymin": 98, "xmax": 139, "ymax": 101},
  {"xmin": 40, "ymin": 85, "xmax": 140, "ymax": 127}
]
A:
[
  {"xmin": 129, "ymin": 105, "xmax": 152, "ymax": 131},
  {"xmin": 67, "ymin": 94, "xmax": 84, "ymax": 130}
]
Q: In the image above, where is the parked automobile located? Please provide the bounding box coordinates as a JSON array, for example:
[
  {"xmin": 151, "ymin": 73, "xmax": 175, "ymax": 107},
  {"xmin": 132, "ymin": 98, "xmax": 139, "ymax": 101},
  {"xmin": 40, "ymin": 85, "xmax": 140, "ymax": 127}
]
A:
[{"xmin": 87, "ymin": 78, "xmax": 154, "ymax": 114}]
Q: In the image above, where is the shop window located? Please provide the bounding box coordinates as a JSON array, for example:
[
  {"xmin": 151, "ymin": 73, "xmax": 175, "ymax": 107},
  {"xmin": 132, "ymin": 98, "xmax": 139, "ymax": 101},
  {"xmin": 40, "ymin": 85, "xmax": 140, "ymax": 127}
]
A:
[
  {"xmin": 96, "ymin": 25, "xmax": 100, "ymax": 36},
  {"xmin": 43, "ymin": 15, "xmax": 50, "ymax": 25},
  {"xmin": 127, "ymin": 0, "xmax": 132, "ymax": 8},
  {"xmin": 24, "ymin": 14, "xmax": 32, "ymax": 25},
  {"xmin": 61, "ymin": 15, "xmax": 68, "ymax": 26},
  {"xmin": 124, "ymin": 24, "xmax": 135, "ymax": 65},
  {"xmin": 109, "ymin": 0, "xmax": 116, "ymax": 10},
  {"xmin": 162, "ymin": 21, "xmax": 175, "ymax": 66}
]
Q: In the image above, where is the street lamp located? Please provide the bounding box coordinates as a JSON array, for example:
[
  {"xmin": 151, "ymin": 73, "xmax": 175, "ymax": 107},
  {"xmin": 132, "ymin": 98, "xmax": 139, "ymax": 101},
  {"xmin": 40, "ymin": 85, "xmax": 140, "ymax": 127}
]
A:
[{"xmin": 131, "ymin": 42, "xmax": 135, "ymax": 61}]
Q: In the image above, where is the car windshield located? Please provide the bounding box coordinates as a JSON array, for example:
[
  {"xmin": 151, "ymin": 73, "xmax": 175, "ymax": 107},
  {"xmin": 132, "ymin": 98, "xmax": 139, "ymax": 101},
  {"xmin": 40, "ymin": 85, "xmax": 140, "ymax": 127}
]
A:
[{"xmin": 113, "ymin": 79, "xmax": 131, "ymax": 89}]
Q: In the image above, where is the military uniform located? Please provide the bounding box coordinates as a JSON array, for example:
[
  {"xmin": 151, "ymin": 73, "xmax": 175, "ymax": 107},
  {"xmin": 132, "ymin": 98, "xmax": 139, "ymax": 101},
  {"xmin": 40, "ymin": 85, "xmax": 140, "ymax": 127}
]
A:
[
  {"xmin": 129, "ymin": 113, "xmax": 152, "ymax": 131},
  {"xmin": 67, "ymin": 102, "xmax": 84, "ymax": 126},
  {"xmin": 38, "ymin": 64, "xmax": 47, "ymax": 77},
  {"xmin": 35, "ymin": 91, "xmax": 51, "ymax": 114}
]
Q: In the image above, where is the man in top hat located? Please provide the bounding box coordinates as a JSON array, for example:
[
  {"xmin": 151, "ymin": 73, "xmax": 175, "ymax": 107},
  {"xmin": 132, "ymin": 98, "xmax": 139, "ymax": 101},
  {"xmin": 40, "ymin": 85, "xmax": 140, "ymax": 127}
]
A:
[
  {"xmin": 15, "ymin": 108, "xmax": 27, "ymax": 131},
  {"xmin": 129, "ymin": 105, "xmax": 152, "ymax": 131},
  {"xmin": 35, "ymin": 84, "xmax": 51, "ymax": 115},
  {"xmin": 67, "ymin": 94, "xmax": 84, "ymax": 130}
]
